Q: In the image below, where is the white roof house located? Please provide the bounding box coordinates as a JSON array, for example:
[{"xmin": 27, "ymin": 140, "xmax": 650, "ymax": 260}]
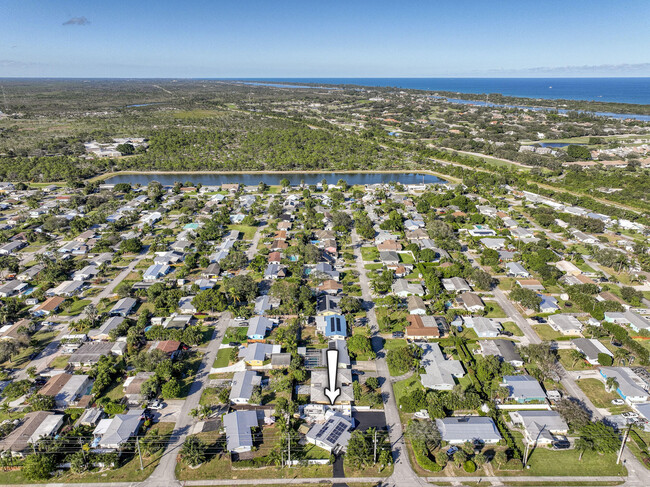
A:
[
  {"xmin": 463, "ymin": 316, "xmax": 502, "ymax": 338},
  {"xmin": 572, "ymin": 338, "xmax": 613, "ymax": 365},
  {"xmin": 436, "ymin": 417, "xmax": 501, "ymax": 444},
  {"xmin": 223, "ymin": 410, "xmax": 259, "ymax": 453},
  {"xmin": 509, "ymin": 411, "xmax": 568, "ymax": 445},
  {"xmin": 548, "ymin": 314, "xmax": 583, "ymax": 335},
  {"xmin": 599, "ymin": 367, "xmax": 649, "ymax": 404},
  {"xmin": 229, "ymin": 370, "xmax": 262, "ymax": 404},
  {"xmin": 420, "ymin": 343, "xmax": 465, "ymax": 390}
]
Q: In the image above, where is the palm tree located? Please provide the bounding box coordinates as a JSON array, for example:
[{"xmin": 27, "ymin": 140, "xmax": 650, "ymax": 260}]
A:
[
  {"xmin": 569, "ymin": 349, "xmax": 585, "ymax": 367},
  {"xmin": 606, "ymin": 376, "xmax": 619, "ymax": 393},
  {"xmin": 614, "ymin": 348, "xmax": 629, "ymax": 366},
  {"xmin": 575, "ymin": 437, "xmax": 593, "ymax": 461}
]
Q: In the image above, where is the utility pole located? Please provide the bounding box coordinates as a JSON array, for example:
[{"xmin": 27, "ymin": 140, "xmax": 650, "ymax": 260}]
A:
[
  {"xmin": 523, "ymin": 441, "xmax": 530, "ymax": 467},
  {"xmin": 287, "ymin": 432, "xmax": 291, "ymax": 466},
  {"xmin": 373, "ymin": 429, "xmax": 377, "ymax": 464},
  {"xmin": 617, "ymin": 426, "xmax": 631, "ymax": 464},
  {"xmin": 136, "ymin": 437, "xmax": 143, "ymax": 470}
]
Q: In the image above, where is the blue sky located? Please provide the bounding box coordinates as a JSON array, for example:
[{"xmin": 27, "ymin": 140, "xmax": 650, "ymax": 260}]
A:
[{"xmin": 1, "ymin": 0, "xmax": 649, "ymax": 77}]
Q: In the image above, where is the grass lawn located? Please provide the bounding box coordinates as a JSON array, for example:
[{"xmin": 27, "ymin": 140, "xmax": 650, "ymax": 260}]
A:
[
  {"xmin": 557, "ymin": 350, "xmax": 593, "ymax": 371},
  {"xmin": 213, "ymin": 348, "xmax": 234, "ymax": 368},
  {"xmin": 360, "ymin": 246, "xmax": 380, "ymax": 262},
  {"xmin": 498, "ymin": 277, "xmax": 516, "ymax": 291},
  {"xmin": 228, "ymin": 224, "xmax": 258, "ymax": 240},
  {"xmin": 49, "ymin": 354, "xmax": 71, "ymax": 369},
  {"xmin": 501, "ymin": 321, "xmax": 524, "ymax": 336},
  {"xmin": 399, "ymin": 252, "xmax": 415, "ymax": 264},
  {"xmin": 485, "ymin": 302, "xmax": 506, "ymax": 318},
  {"xmin": 393, "ymin": 374, "xmax": 423, "ymax": 406},
  {"xmin": 513, "ymin": 431, "xmax": 626, "ymax": 477},
  {"xmin": 532, "ymin": 324, "xmax": 577, "ymax": 341},
  {"xmin": 383, "ymin": 338, "xmax": 407, "ymax": 352},
  {"xmin": 179, "ymin": 351, "xmax": 204, "ymax": 397},
  {"xmin": 223, "ymin": 326, "xmax": 248, "ymax": 343},
  {"xmin": 365, "ymin": 263, "xmax": 383, "ymax": 270},
  {"xmin": 575, "ymin": 378, "xmax": 630, "ymax": 413},
  {"xmin": 199, "ymin": 386, "xmax": 223, "ymax": 407}
]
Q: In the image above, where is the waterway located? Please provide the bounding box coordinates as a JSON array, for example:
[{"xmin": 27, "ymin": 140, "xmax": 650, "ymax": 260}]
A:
[{"xmin": 104, "ymin": 171, "xmax": 445, "ymax": 186}]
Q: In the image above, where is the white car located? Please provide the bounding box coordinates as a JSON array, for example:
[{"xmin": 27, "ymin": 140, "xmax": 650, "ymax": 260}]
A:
[
  {"xmin": 148, "ymin": 400, "xmax": 165, "ymax": 410},
  {"xmin": 234, "ymin": 316, "xmax": 246, "ymax": 321},
  {"xmin": 611, "ymin": 399, "xmax": 625, "ymax": 406},
  {"xmin": 622, "ymin": 412, "xmax": 639, "ymax": 419}
]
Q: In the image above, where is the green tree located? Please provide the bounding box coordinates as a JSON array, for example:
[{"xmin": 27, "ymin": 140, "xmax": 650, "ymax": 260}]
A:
[
  {"xmin": 180, "ymin": 436, "xmax": 206, "ymax": 467},
  {"xmin": 161, "ymin": 377, "xmax": 181, "ymax": 399},
  {"xmin": 23, "ymin": 454, "xmax": 55, "ymax": 480}
]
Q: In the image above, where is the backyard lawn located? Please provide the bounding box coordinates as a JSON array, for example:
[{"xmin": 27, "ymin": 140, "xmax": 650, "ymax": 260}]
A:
[
  {"xmin": 532, "ymin": 324, "xmax": 577, "ymax": 341},
  {"xmin": 576, "ymin": 378, "xmax": 631, "ymax": 414},
  {"xmin": 213, "ymin": 347, "xmax": 234, "ymax": 368}
]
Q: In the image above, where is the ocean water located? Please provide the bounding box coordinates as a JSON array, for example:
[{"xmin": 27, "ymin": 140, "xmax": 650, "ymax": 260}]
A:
[{"xmin": 235, "ymin": 78, "xmax": 650, "ymax": 105}]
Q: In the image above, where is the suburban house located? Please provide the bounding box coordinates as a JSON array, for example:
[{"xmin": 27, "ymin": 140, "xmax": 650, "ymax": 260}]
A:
[
  {"xmin": 457, "ymin": 292, "xmax": 485, "ymax": 312},
  {"xmin": 69, "ymin": 341, "xmax": 126, "ymax": 367},
  {"xmin": 435, "ymin": 417, "xmax": 501, "ymax": 444},
  {"xmin": 506, "ymin": 262, "xmax": 530, "ymax": 278},
  {"xmin": 405, "ymin": 315, "xmax": 443, "ymax": 340},
  {"xmin": 442, "ymin": 277, "xmax": 471, "ymax": 293},
  {"xmin": 39, "ymin": 373, "xmax": 93, "ymax": 408},
  {"xmin": 93, "ymin": 413, "xmax": 143, "ymax": 452},
  {"xmin": 230, "ymin": 370, "xmax": 262, "ymax": 404},
  {"xmin": 463, "ymin": 316, "xmax": 502, "ymax": 338},
  {"xmin": 310, "ymin": 369, "xmax": 354, "ymax": 404},
  {"xmin": 420, "ymin": 343, "xmax": 465, "ymax": 390},
  {"xmin": 247, "ymin": 316, "xmax": 275, "ymax": 340},
  {"xmin": 604, "ymin": 311, "xmax": 650, "ymax": 333},
  {"xmin": 0, "ymin": 412, "xmax": 64, "ymax": 457},
  {"xmin": 479, "ymin": 340, "xmax": 523, "ymax": 367},
  {"xmin": 571, "ymin": 338, "xmax": 613, "ymax": 365},
  {"xmin": 516, "ymin": 279, "xmax": 545, "ymax": 291},
  {"xmin": 317, "ymin": 279, "xmax": 343, "ymax": 294},
  {"xmin": 305, "ymin": 412, "xmax": 354, "ymax": 453},
  {"xmin": 317, "ymin": 295, "xmax": 341, "ymax": 316},
  {"xmin": 407, "ymin": 295, "xmax": 427, "ymax": 315},
  {"xmin": 548, "ymin": 314, "xmax": 583, "ymax": 335},
  {"xmin": 509, "ymin": 411, "xmax": 568, "ymax": 445},
  {"xmin": 539, "ymin": 295, "xmax": 560, "ymax": 313},
  {"xmin": 123, "ymin": 372, "xmax": 156, "ymax": 404},
  {"xmin": 315, "ymin": 314, "xmax": 347, "ymax": 339},
  {"xmin": 392, "ymin": 279, "xmax": 425, "ymax": 297},
  {"xmin": 223, "ymin": 410, "xmax": 259, "ymax": 453},
  {"xmin": 109, "ymin": 297, "xmax": 137, "ymax": 317},
  {"xmin": 240, "ymin": 342, "xmax": 280, "ymax": 366},
  {"xmin": 502, "ymin": 375, "xmax": 547, "ymax": 403},
  {"xmin": 88, "ymin": 316, "xmax": 125, "ymax": 341},
  {"xmin": 31, "ymin": 296, "xmax": 65, "ymax": 317},
  {"xmin": 143, "ymin": 263, "xmax": 171, "ymax": 281},
  {"xmin": 599, "ymin": 367, "xmax": 649, "ymax": 404}
]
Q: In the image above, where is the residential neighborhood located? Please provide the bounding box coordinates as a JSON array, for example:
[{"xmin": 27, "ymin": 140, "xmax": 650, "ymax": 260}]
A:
[{"xmin": 0, "ymin": 176, "xmax": 649, "ymax": 485}]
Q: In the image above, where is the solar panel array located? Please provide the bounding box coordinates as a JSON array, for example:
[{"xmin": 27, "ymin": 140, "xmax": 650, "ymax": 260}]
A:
[{"xmin": 325, "ymin": 422, "xmax": 347, "ymax": 444}]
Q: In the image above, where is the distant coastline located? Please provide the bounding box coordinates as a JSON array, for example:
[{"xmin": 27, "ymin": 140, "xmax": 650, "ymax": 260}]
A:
[{"xmin": 231, "ymin": 77, "xmax": 650, "ymax": 105}]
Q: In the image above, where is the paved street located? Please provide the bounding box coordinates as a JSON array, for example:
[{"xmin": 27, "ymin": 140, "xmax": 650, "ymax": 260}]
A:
[
  {"xmin": 350, "ymin": 229, "xmax": 427, "ymax": 487},
  {"xmin": 146, "ymin": 312, "xmax": 230, "ymax": 486}
]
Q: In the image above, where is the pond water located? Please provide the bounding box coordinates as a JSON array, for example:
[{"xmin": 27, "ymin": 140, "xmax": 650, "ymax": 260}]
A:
[
  {"xmin": 539, "ymin": 142, "xmax": 585, "ymax": 148},
  {"xmin": 104, "ymin": 172, "xmax": 445, "ymax": 186}
]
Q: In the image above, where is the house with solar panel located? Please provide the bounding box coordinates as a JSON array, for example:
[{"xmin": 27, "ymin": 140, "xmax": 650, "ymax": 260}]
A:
[
  {"xmin": 305, "ymin": 412, "xmax": 355, "ymax": 453},
  {"xmin": 315, "ymin": 314, "xmax": 347, "ymax": 339}
]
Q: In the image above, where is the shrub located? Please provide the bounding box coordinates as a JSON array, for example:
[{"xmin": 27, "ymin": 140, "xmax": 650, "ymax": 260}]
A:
[
  {"xmin": 598, "ymin": 353, "xmax": 613, "ymax": 366},
  {"xmin": 463, "ymin": 460, "xmax": 476, "ymax": 473}
]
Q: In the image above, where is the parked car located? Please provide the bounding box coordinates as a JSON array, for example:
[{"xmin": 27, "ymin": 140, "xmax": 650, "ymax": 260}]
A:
[
  {"xmin": 149, "ymin": 400, "xmax": 165, "ymax": 410},
  {"xmin": 622, "ymin": 412, "xmax": 639, "ymax": 419},
  {"xmin": 234, "ymin": 316, "xmax": 246, "ymax": 321},
  {"xmin": 611, "ymin": 399, "xmax": 625, "ymax": 406},
  {"xmin": 392, "ymin": 331, "xmax": 405, "ymax": 338},
  {"xmin": 552, "ymin": 439, "xmax": 570, "ymax": 450}
]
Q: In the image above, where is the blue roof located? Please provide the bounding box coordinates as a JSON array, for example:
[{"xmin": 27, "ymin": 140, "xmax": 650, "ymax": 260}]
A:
[{"xmin": 325, "ymin": 314, "xmax": 347, "ymax": 337}]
